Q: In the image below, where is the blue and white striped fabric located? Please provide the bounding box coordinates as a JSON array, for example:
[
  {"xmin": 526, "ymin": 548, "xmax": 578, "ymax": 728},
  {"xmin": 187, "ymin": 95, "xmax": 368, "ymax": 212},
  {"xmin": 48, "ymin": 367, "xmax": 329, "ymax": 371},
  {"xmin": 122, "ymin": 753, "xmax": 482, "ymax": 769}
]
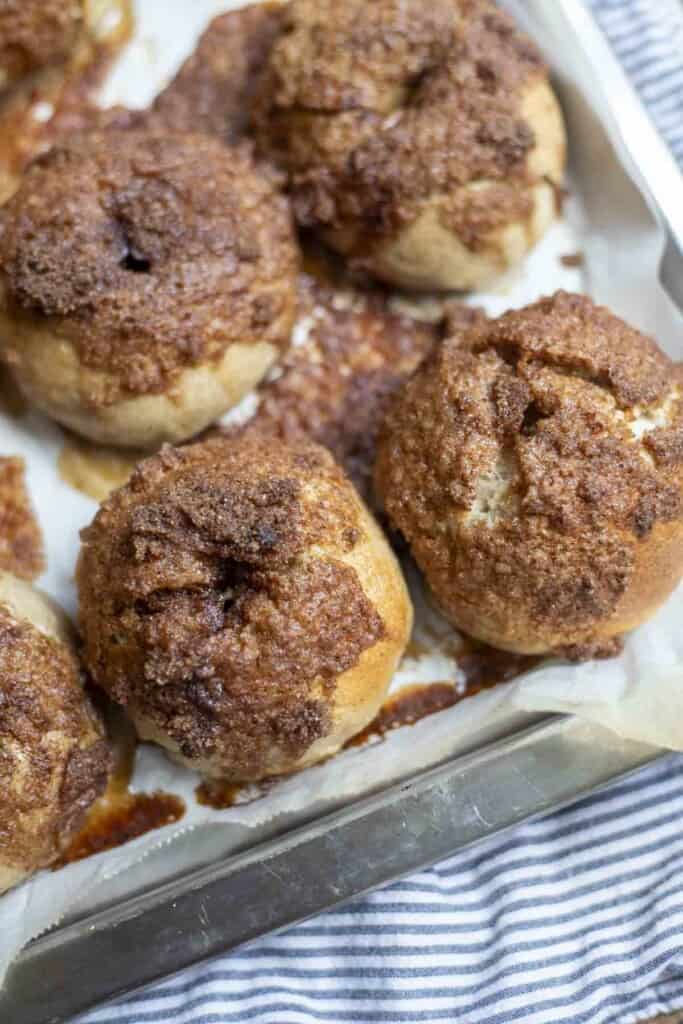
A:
[
  {"xmin": 81, "ymin": 3, "xmax": 683, "ymax": 1023},
  {"xmin": 590, "ymin": 0, "xmax": 683, "ymax": 167}
]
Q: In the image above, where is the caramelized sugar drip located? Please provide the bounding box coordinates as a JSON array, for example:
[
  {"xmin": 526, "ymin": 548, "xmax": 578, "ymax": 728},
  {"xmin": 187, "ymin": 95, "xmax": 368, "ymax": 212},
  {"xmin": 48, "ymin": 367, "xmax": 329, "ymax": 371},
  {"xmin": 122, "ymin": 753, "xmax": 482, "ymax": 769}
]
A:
[
  {"xmin": 456, "ymin": 644, "xmax": 538, "ymax": 691},
  {"xmin": 346, "ymin": 644, "xmax": 538, "ymax": 748},
  {"xmin": 102, "ymin": 701, "xmax": 138, "ymax": 795},
  {"xmin": 0, "ymin": 365, "xmax": 28, "ymax": 418},
  {"xmin": 55, "ymin": 705, "xmax": 185, "ymax": 867},
  {"xmin": 56, "ymin": 791, "xmax": 185, "ymax": 866},
  {"xmin": 58, "ymin": 433, "xmax": 143, "ymax": 501},
  {"xmin": 195, "ymin": 780, "xmax": 243, "ymax": 810},
  {"xmin": 345, "ymin": 683, "xmax": 460, "ymax": 748},
  {"xmin": 0, "ymin": 455, "xmax": 44, "ymax": 579}
]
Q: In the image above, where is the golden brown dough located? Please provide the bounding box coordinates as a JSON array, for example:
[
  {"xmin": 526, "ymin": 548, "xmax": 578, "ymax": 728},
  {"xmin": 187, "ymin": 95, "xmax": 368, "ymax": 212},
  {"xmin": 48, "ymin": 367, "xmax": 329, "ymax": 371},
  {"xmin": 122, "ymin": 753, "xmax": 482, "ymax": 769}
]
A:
[
  {"xmin": 375, "ymin": 292, "xmax": 683, "ymax": 657},
  {"xmin": 0, "ymin": 572, "xmax": 110, "ymax": 892},
  {"xmin": 0, "ymin": 131, "xmax": 299, "ymax": 448},
  {"xmin": 77, "ymin": 435, "xmax": 412, "ymax": 781},
  {"xmin": 253, "ymin": 0, "xmax": 566, "ymax": 291}
]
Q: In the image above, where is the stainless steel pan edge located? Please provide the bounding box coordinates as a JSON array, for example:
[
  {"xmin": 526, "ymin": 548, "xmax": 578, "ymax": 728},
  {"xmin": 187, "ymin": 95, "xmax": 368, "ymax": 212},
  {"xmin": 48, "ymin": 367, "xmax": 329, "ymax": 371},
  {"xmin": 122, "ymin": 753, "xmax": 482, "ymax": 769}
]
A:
[
  {"xmin": 566, "ymin": 0, "xmax": 683, "ymax": 306},
  {"xmin": 506, "ymin": 0, "xmax": 683, "ymax": 312},
  {"xmin": 2, "ymin": 2, "xmax": 681, "ymax": 1020},
  {"xmin": 5, "ymin": 717, "xmax": 663, "ymax": 1024}
]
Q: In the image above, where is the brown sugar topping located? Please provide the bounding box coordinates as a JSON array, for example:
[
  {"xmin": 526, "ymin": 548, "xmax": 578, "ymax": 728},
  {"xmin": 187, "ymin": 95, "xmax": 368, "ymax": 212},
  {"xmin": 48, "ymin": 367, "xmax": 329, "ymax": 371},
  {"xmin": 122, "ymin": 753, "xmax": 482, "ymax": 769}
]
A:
[
  {"xmin": 78, "ymin": 436, "xmax": 385, "ymax": 776},
  {"xmin": 478, "ymin": 290, "xmax": 674, "ymax": 408},
  {"xmin": 0, "ymin": 605, "xmax": 110, "ymax": 873},
  {"xmin": 375, "ymin": 292, "xmax": 683, "ymax": 641},
  {"xmin": 149, "ymin": 4, "xmax": 286, "ymax": 144},
  {"xmin": 0, "ymin": 0, "xmax": 84, "ymax": 83},
  {"xmin": 44, "ymin": 5, "xmax": 286, "ymax": 149},
  {"xmin": 0, "ymin": 456, "xmax": 44, "ymax": 580},
  {"xmin": 0, "ymin": 131, "xmax": 298, "ymax": 404},
  {"xmin": 254, "ymin": 0, "xmax": 545, "ymax": 243}
]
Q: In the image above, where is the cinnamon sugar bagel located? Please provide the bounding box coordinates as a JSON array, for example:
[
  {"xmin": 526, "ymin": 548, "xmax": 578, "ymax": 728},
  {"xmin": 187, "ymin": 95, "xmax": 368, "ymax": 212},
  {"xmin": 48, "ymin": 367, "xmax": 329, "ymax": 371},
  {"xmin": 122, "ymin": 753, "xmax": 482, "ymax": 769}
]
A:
[
  {"xmin": 253, "ymin": 0, "xmax": 566, "ymax": 291},
  {"xmin": 375, "ymin": 292, "xmax": 683, "ymax": 657},
  {"xmin": 0, "ymin": 572, "xmax": 110, "ymax": 893},
  {"xmin": 77, "ymin": 435, "xmax": 412, "ymax": 781},
  {"xmin": 0, "ymin": 131, "xmax": 299, "ymax": 447}
]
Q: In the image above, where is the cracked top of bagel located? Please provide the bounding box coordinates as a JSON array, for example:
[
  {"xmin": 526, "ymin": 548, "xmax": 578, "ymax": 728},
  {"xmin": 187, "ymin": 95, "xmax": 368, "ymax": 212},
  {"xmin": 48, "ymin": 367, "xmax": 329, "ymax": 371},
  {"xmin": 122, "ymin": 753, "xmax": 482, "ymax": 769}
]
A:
[{"xmin": 374, "ymin": 291, "xmax": 683, "ymax": 655}]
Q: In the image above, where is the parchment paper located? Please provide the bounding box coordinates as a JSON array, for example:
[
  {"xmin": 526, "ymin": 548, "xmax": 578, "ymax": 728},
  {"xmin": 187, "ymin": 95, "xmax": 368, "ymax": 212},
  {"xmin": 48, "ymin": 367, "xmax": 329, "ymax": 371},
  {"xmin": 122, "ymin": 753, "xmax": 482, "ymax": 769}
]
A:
[{"xmin": 0, "ymin": 0, "xmax": 681, "ymax": 988}]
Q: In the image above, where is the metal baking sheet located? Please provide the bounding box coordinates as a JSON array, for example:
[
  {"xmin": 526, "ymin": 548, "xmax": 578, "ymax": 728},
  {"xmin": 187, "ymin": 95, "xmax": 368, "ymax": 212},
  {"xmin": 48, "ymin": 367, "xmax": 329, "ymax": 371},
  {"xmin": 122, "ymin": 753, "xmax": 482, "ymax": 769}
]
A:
[
  {"xmin": 1, "ymin": 0, "xmax": 682, "ymax": 1020},
  {"xmin": 5, "ymin": 718, "xmax": 665, "ymax": 1024}
]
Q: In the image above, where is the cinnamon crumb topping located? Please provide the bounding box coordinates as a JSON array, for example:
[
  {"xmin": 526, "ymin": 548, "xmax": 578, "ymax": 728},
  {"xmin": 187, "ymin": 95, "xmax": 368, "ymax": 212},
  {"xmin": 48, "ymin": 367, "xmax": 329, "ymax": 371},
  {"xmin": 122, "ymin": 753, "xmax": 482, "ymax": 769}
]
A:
[
  {"xmin": 254, "ymin": 0, "xmax": 546, "ymax": 245},
  {"xmin": 149, "ymin": 4, "xmax": 286, "ymax": 144},
  {"xmin": 78, "ymin": 436, "xmax": 386, "ymax": 776},
  {"xmin": 0, "ymin": 131, "xmax": 298, "ymax": 405},
  {"xmin": 0, "ymin": 455, "xmax": 44, "ymax": 580},
  {"xmin": 0, "ymin": 604, "xmax": 110, "ymax": 873},
  {"xmin": 375, "ymin": 292, "xmax": 683, "ymax": 644}
]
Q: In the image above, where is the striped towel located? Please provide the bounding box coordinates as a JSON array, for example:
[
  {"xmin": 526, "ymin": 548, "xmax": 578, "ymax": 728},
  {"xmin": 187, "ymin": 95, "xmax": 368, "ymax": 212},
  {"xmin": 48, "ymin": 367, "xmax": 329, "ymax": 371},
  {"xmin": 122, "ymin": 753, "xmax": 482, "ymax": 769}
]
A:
[{"xmin": 82, "ymin": 3, "xmax": 683, "ymax": 1023}]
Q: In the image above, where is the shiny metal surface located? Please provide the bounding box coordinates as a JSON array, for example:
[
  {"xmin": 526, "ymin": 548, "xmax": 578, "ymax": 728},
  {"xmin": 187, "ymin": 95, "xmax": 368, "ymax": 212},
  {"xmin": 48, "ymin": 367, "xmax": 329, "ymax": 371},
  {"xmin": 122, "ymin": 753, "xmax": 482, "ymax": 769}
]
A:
[
  {"xmin": 506, "ymin": 0, "xmax": 683, "ymax": 312},
  {"xmin": 2, "ymin": 3, "xmax": 682, "ymax": 1021},
  {"xmin": 3, "ymin": 717, "xmax": 662, "ymax": 1024},
  {"xmin": 562, "ymin": 0, "xmax": 683, "ymax": 308}
]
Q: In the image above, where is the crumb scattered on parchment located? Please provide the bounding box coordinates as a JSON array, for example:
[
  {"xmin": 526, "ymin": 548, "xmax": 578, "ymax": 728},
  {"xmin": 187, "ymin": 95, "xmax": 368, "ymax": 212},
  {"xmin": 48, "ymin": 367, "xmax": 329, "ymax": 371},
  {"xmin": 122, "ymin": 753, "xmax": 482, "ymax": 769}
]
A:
[
  {"xmin": 560, "ymin": 251, "xmax": 585, "ymax": 268},
  {"xmin": 58, "ymin": 433, "xmax": 143, "ymax": 503},
  {"xmin": 0, "ymin": 456, "xmax": 44, "ymax": 579}
]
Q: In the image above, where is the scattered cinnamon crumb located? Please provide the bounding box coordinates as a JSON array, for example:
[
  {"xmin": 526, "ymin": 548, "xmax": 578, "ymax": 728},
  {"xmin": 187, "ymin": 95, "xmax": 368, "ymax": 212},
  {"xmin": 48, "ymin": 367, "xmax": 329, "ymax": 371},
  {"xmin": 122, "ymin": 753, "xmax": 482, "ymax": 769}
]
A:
[
  {"xmin": 195, "ymin": 780, "xmax": 243, "ymax": 810},
  {"xmin": 551, "ymin": 181, "xmax": 570, "ymax": 215},
  {"xmin": 0, "ymin": 455, "xmax": 44, "ymax": 579},
  {"xmin": 560, "ymin": 251, "xmax": 585, "ymax": 268}
]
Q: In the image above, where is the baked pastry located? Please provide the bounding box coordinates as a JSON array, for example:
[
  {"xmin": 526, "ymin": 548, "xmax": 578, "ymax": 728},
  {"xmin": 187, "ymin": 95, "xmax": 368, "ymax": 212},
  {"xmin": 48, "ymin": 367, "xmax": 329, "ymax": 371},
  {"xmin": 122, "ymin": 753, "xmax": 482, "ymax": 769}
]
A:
[
  {"xmin": 148, "ymin": 3, "xmax": 285, "ymax": 144},
  {"xmin": 0, "ymin": 0, "xmax": 84, "ymax": 91},
  {"xmin": 375, "ymin": 292, "xmax": 683, "ymax": 657},
  {"xmin": 46, "ymin": 4, "xmax": 285, "ymax": 144},
  {"xmin": 77, "ymin": 435, "xmax": 413, "ymax": 781},
  {"xmin": 253, "ymin": 0, "xmax": 566, "ymax": 291},
  {"xmin": 0, "ymin": 572, "xmax": 110, "ymax": 893},
  {"xmin": 0, "ymin": 131, "xmax": 299, "ymax": 448}
]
